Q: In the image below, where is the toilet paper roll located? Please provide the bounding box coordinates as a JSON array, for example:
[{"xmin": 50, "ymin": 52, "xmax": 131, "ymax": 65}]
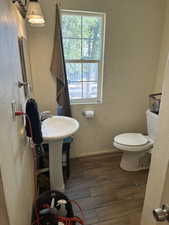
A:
[{"xmin": 82, "ymin": 110, "xmax": 95, "ymax": 119}]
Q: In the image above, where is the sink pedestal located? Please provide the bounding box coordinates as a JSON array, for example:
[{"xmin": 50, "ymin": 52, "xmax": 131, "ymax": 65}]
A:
[
  {"xmin": 42, "ymin": 116, "xmax": 79, "ymax": 192},
  {"xmin": 49, "ymin": 140, "xmax": 64, "ymax": 192}
]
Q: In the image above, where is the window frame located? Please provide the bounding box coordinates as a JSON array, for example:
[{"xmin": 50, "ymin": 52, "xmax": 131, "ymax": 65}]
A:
[{"xmin": 61, "ymin": 10, "xmax": 106, "ymax": 104}]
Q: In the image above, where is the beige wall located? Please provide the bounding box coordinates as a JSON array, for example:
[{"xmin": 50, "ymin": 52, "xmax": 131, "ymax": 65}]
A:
[
  {"xmin": 154, "ymin": 1, "xmax": 169, "ymax": 93},
  {"xmin": 0, "ymin": 1, "xmax": 34, "ymax": 225},
  {"xmin": 28, "ymin": 0, "xmax": 165, "ymax": 157},
  {"xmin": 27, "ymin": 1, "xmax": 56, "ymax": 114}
]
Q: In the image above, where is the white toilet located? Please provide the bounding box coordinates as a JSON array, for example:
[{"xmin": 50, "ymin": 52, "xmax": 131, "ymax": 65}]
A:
[{"xmin": 113, "ymin": 110, "xmax": 159, "ymax": 171}]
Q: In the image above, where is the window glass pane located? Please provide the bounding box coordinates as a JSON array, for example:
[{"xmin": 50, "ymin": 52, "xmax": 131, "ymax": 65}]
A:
[
  {"xmin": 63, "ymin": 39, "xmax": 81, "ymax": 59},
  {"xmin": 82, "ymin": 39, "xmax": 101, "ymax": 60},
  {"xmin": 68, "ymin": 82, "xmax": 82, "ymax": 99},
  {"xmin": 66, "ymin": 63, "xmax": 82, "ymax": 82},
  {"xmin": 61, "ymin": 11, "xmax": 104, "ymax": 102},
  {"xmin": 62, "ymin": 15, "xmax": 81, "ymax": 38},
  {"xmin": 83, "ymin": 82, "xmax": 97, "ymax": 98},
  {"xmin": 82, "ymin": 16, "xmax": 102, "ymax": 39},
  {"xmin": 83, "ymin": 63, "xmax": 98, "ymax": 81}
]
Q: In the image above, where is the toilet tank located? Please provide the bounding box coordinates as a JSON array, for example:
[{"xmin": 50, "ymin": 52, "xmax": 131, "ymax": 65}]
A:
[{"xmin": 146, "ymin": 110, "xmax": 159, "ymax": 141}]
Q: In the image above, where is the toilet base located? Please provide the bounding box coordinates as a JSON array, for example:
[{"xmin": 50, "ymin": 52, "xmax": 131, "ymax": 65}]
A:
[{"xmin": 120, "ymin": 151, "xmax": 151, "ymax": 171}]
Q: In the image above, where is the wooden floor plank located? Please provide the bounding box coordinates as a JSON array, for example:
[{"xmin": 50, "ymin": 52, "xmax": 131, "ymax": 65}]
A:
[{"xmin": 65, "ymin": 152, "xmax": 148, "ymax": 225}]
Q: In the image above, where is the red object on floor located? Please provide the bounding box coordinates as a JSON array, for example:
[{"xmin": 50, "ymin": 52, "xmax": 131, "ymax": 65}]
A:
[{"xmin": 58, "ymin": 216, "xmax": 84, "ymax": 225}]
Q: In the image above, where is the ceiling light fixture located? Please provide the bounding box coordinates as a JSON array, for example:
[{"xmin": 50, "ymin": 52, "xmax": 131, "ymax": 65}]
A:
[
  {"xmin": 12, "ymin": 0, "xmax": 45, "ymax": 27},
  {"xmin": 26, "ymin": 0, "xmax": 45, "ymax": 26}
]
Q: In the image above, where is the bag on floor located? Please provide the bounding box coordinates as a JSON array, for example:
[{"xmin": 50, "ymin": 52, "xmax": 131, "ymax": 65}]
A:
[{"xmin": 32, "ymin": 190, "xmax": 84, "ymax": 225}]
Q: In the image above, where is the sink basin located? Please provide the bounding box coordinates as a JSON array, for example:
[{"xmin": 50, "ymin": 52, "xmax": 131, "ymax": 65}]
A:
[
  {"xmin": 42, "ymin": 116, "xmax": 79, "ymax": 141},
  {"xmin": 41, "ymin": 116, "xmax": 79, "ymax": 192}
]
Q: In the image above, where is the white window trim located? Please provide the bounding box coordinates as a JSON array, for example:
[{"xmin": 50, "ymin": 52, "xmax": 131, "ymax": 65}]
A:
[{"xmin": 61, "ymin": 10, "xmax": 106, "ymax": 105}]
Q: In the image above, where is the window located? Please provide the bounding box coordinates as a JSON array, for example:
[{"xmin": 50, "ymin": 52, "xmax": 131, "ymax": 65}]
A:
[{"xmin": 61, "ymin": 10, "xmax": 105, "ymax": 104}]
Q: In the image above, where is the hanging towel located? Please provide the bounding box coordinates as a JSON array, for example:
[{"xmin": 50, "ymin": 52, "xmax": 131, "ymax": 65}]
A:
[
  {"xmin": 50, "ymin": 4, "xmax": 71, "ymax": 117},
  {"xmin": 26, "ymin": 98, "xmax": 43, "ymax": 145}
]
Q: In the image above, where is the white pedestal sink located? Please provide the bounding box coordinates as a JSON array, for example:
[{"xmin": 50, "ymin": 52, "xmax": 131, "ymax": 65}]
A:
[{"xmin": 42, "ymin": 116, "xmax": 79, "ymax": 192}]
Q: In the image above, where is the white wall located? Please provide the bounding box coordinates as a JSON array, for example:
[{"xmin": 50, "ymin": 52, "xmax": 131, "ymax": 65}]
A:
[
  {"xmin": 28, "ymin": 0, "xmax": 166, "ymax": 157},
  {"xmin": 0, "ymin": 1, "xmax": 34, "ymax": 225}
]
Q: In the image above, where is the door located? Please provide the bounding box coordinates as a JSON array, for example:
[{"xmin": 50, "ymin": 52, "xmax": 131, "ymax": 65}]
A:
[{"xmin": 141, "ymin": 56, "xmax": 169, "ymax": 225}]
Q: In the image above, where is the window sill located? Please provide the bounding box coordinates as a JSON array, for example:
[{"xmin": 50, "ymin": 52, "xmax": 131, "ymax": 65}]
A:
[{"xmin": 70, "ymin": 99, "xmax": 102, "ymax": 105}]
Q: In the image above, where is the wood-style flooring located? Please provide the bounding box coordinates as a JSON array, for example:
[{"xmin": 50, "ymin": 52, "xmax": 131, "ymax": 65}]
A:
[{"xmin": 65, "ymin": 152, "xmax": 148, "ymax": 225}]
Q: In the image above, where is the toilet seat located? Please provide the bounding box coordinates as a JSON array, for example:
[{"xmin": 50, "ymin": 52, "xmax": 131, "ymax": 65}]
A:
[
  {"xmin": 114, "ymin": 133, "xmax": 148, "ymax": 146},
  {"xmin": 113, "ymin": 133, "xmax": 154, "ymax": 152}
]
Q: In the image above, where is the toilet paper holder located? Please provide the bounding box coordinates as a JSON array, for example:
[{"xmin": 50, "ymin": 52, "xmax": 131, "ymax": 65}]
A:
[{"xmin": 82, "ymin": 110, "xmax": 95, "ymax": 119}]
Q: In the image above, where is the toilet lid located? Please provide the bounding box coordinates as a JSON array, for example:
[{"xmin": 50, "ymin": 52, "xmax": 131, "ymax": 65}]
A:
[{"xmin": 114, "ymin": 133, "xmax": 148, "ymax": 146}]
